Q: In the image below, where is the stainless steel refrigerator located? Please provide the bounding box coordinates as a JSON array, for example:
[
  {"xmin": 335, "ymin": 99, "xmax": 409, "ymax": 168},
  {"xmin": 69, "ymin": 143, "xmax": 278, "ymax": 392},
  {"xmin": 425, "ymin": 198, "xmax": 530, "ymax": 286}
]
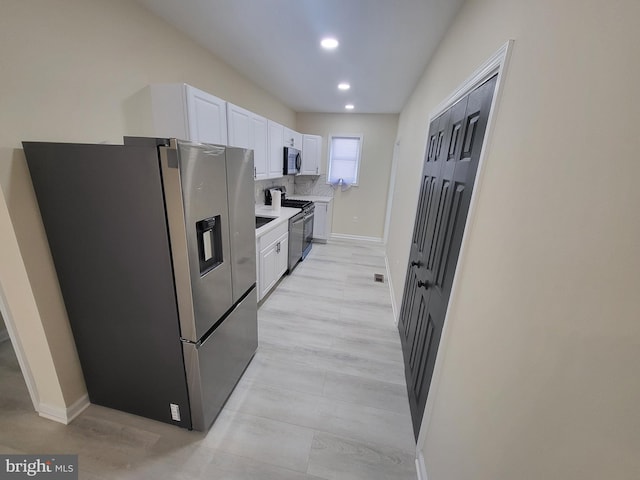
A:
[{"xmin": 23, "ymin": 138, "xmax": 258, "ymax": 431}]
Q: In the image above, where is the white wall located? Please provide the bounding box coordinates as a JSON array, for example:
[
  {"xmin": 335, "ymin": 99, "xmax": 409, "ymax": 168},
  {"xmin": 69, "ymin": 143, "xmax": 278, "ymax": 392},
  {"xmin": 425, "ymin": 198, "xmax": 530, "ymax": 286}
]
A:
[
  {"xmin": 296, "ymin": 113, "xmax": 398, "ymax": 239},
  {"xmin": 387, "ymin": 0, "xmax": 640, "ymax": 478},
  {"xmin": 0, "ymin": 0, "xmax": 295, "ymax": 414}
]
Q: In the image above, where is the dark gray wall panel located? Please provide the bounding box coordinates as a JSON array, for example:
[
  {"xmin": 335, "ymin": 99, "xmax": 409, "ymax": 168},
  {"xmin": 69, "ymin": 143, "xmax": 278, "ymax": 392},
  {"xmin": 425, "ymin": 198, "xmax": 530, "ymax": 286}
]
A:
[{"xmin": 23, "ymin": 142, "xmax": 192, "ymax": 429}]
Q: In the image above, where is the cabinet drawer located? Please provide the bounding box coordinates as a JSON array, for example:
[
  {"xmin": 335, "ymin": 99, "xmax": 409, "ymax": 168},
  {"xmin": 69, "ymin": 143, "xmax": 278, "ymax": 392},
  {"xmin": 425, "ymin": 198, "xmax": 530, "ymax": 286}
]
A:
[
  {"xmin": 257, "ymin": 220, "xmax": 288, "ymax": 251},
  {"xmin": 260, "ymin": 231, "xmax": 288, "ymax": 255}
]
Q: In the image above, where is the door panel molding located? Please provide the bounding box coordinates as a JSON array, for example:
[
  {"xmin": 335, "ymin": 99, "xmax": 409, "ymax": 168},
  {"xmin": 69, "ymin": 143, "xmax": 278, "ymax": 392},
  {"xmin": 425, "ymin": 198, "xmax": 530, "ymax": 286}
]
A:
[{"xmin": 414, "ymin": 40, "xmax": 514, "ymax": 459}]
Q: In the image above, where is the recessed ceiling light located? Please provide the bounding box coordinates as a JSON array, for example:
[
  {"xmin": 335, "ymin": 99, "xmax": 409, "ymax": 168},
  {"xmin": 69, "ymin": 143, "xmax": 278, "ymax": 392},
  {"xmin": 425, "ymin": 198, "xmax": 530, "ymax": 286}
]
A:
[
  {"xmin": 321, "ymin": 37, "xmax": 339, "ymax": 50},
  {"xmin": 338, "ymin": 83, "xmax": 351, "ymax": 91},
  {"xmin": 345, "ymin": 104, "xmax": 355, "ymax": 110}
]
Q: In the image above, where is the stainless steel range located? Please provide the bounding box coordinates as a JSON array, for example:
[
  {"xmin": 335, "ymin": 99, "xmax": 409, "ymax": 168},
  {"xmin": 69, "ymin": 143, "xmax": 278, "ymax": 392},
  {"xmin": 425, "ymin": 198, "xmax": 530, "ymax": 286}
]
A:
[
  {"xmin": 264, "ymin": 188, "xmax": 314, "ymax": 272},
  {"xmin": 282, "ymin": 199, "xmax": 314, "ymax": 271}
]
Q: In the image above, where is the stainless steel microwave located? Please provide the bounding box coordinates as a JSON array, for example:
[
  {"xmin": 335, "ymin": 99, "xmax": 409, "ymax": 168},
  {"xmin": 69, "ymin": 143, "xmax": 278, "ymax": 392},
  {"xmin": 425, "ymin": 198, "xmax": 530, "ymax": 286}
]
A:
[{"xmin": 283, "ymin": 147, "xmax": 301, "ymax": 175}]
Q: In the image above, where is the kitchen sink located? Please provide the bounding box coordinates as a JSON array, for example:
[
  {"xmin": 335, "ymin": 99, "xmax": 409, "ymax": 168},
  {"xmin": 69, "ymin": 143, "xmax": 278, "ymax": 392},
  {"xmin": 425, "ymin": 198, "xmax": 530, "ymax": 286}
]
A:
[{"xmin": 256, "ymin": 216, "xmax": 275, "ymax": 228}]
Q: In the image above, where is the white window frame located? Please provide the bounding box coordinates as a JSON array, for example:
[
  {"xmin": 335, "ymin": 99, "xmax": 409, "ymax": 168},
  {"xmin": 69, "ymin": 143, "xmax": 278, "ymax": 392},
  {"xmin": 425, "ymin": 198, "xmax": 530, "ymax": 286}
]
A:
[{"xmin": 326, "ymin": 134, "xmax": 363, "ymax": 186}]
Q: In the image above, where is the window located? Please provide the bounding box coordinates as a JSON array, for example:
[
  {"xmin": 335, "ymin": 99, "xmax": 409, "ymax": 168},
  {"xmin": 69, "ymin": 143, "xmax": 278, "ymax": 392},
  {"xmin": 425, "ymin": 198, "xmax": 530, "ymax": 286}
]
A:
[{"xmin": 327, "ymin": 134, "xmax": 363, "ymax": 187}]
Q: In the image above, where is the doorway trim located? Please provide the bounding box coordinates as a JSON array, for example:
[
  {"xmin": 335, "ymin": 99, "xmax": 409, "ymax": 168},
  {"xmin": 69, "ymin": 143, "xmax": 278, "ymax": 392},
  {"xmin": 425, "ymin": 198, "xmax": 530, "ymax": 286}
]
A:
[
  {"xmin": 383, "ymin": 139, "xmax": 400, "ymax": 246},
  {"xmin": 415, "ymin": 40, "xmax": 514, "ymax": 478}
]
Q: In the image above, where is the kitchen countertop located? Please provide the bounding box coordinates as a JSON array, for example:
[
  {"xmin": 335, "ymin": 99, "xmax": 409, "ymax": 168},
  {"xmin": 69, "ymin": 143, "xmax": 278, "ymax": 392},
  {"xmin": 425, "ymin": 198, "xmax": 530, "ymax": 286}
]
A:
[
  {"xmin": 287, "ymin": 195, "xmax": 333, "ymax": 203},
  {"xmin": 255, "ymin": 205, "xmax": 301, "ymax": 237}
]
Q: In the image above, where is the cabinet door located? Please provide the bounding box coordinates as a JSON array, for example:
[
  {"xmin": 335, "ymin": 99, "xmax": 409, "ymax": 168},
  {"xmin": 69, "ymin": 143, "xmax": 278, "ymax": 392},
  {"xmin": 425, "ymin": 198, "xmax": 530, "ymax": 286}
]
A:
[
  {"xmin": 268, "ymin": 121, "xmax": 284, "ymax": 178},
  {"xmin": 283, "ymin": 127, "xmax": 302, "ymax": 150},
  {"xmin": 252, "ymin": 114, "xmax": 268, "ymax": 180},
  {"xmin": 259, "ymin": 233, "xmax": 288, "ymax": 299},
  {"xmin": 259, "ymin": 242, "xmax": 278, "ymax": 300},
  {"xmin": 313, "ymin": 202, "xmax": 328, "ymax": 240},
  {"xmin": 301, "ymin": 135, "xmax": 321, "ymax": 175},
  {"xmin": 276, "ymin": 235, "xmax": 289, "ymax": 277},
  {"xmin": 185, "ymin": 85, "xmax": 227, "ymax": 144},
  {"xmin": 227, "ymin": 103, "xmax": 252, "ymax": 149},
  {"xmin": 292, "ymin": 131, "xmax": 303, "ymax": 150},
  {"xmin": 283, "ymin": 127, "xmax": 295, "ymax": 148}
]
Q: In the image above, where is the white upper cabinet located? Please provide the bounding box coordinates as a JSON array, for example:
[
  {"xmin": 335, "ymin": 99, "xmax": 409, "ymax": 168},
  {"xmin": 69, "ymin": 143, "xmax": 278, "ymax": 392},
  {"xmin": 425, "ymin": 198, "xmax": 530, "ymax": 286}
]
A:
[
  {"xmin": 252, "ymin": 114, "xmax": 268, "ymax": 180},
  {"xmin": 148, "ymin": 83, "xmax": 312, "ymax": 182},
  {"xmin": 283, "ymin": 127, "xmax": 303, "ymax": 150},
  {"xmin": 301, "ymin": 134, "xmax": 322, "ymax": 175},
  {"xmin": 227, "ymin": 103, "xmax": 268, "ymax": 179},
  {"xmin": 226, "ymin": 103, "xmax": 252, "ymax": 148},
  {"xmin": 185, "ymin": 85, "xmax": 228, "ymax": 144},
  {"xmin": 267, "ymin": 121, "xmax": 284, "ymax": 178},
  {"xmin": 149, "ymin": 84, "xmax": 227, "ymax": 144}
]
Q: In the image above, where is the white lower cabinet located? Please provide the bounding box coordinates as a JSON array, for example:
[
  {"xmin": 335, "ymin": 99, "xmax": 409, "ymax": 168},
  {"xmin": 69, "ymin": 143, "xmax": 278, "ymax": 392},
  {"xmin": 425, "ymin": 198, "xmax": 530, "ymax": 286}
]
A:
[
  {"xmin": 256, "ymin": 221, "xmax": 289, "ymax": 301},
  {"xmin": 312, "ymin": 200, "xmax": 332, "ymax": 242}
]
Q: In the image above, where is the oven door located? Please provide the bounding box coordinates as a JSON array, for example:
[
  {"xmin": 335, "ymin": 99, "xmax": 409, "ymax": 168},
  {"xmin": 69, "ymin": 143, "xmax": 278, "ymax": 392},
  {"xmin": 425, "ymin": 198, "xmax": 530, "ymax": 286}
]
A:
[
  {"xmin": 302, "ymin": 208, "xmax": 314, "ymax": 259},
  {"xmin": 288, "ymin": 211, "xmax": 305, "ymax": 272}
]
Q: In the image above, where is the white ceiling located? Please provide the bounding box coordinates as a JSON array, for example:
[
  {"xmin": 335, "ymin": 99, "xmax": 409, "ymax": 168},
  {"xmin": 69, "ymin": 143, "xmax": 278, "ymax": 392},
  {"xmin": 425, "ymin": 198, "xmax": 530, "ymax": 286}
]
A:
[{"xmin": 136, "ymin": 0, "xmax": 465, "ymax": 114}]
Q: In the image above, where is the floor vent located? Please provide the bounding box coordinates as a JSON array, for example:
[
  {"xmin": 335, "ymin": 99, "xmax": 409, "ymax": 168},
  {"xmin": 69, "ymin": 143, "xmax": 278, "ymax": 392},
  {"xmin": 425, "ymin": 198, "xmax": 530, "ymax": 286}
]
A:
[{"xmin": 374, "ymin": 273, "xmax": 384, "ymax": 283}]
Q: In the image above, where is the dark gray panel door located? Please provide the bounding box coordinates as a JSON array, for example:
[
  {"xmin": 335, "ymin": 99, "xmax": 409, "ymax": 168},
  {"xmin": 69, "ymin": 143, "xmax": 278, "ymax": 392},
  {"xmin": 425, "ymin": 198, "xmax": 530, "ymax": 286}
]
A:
[
  {"xmin": 398, "ymin": 75, "xmax": 497, "ymax": 438},
  {"xmin": 23, "ymin": 142, "xmax": 192, "ymax": 429}
]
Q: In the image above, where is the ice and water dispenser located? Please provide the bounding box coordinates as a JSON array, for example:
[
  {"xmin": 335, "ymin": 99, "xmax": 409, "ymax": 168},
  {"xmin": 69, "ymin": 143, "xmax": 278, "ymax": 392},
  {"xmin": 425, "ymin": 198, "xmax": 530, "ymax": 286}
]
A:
[{"xmin": 196, "ymin": 216, "xmax": 222, "ymax": 275}]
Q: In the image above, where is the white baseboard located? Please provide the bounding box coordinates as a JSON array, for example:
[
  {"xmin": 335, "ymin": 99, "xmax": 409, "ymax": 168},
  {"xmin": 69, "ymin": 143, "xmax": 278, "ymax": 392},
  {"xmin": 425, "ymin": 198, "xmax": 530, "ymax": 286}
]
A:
[
  {"xmin": 416, "ymin": 452, "xmax": 428, "ymax": 480},
  {"xmin": 330, "ymin": 233, "xmax": 383, "ymax": 244},
  {"xmin": 384, "ymin": 254, "xmax": 399, "ymax": 325},
  {"xmin": 0, "ymin": 328, "xmax": 9, "ymax": 344},
  {"xmin": 66, "ymin": 394, "xmax": 91, "ymax": 422},
  {"xmin": 39, "ymin": 394, "xmax": 90, "ymax": 425}
]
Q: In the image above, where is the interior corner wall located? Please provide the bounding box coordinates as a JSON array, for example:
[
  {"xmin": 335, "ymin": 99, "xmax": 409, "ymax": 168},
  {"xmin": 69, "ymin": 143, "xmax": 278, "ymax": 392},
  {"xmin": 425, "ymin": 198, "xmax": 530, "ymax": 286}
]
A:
[
  {"xmin": 295, "ymin": 113, "xmax": 399, "ymax": 239},
  {"xmin": 387, "ymin": 0, "xmax": 640, "ymax": 478},
  {"xmin": 0, "ymin": 0, "xmax": 295, "ymax": 412},
  {"xmin": 0, "ymin": 186, "xmax": 65, "ymax": 409}
]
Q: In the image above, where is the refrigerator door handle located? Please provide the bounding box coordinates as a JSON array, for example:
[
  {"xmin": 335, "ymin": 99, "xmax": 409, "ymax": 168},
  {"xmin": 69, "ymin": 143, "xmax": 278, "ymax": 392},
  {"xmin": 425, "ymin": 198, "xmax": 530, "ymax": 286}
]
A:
[{"xmin": 159, "ymin": 143, "xmax": 197, "ymax": 342}]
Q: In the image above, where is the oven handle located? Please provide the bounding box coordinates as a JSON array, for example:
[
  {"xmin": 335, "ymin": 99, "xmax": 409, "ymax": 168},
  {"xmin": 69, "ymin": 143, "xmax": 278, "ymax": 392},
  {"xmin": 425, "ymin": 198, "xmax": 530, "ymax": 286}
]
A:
[{"xmin": 291, "ymin": 212, "xmax": 305, "ymax": 225}]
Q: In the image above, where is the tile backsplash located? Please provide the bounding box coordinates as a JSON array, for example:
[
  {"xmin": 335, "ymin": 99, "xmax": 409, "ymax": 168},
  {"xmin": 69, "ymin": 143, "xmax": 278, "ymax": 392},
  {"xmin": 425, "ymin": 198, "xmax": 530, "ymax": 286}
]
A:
[
  {"xmin": 255, "ymin": 174, "xmax": 335, "ymax": 203},
  {"xmin": 294, "ymin": 174, "xmax": 335, "ymax": 197},
  {"xmin": 255, "ymin": 176, "xmax": 295, "ymax": 204}
]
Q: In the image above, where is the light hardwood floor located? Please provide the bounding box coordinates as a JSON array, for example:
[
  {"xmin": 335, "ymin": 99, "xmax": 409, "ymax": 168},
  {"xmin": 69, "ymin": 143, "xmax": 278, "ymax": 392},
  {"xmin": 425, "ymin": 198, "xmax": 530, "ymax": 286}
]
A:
[{"xmin": 0, "ymin": 240, "xmax": 416, "ymax": 479}]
